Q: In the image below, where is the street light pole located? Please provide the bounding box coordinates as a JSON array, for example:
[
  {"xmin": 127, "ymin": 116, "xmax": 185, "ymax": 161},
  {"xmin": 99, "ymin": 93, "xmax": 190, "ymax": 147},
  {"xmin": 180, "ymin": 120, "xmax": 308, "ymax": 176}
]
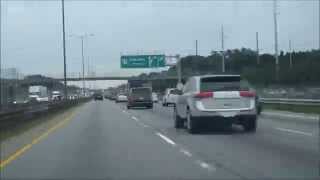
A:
[
  {"xmin": 0, "ymin": 0, "xmax": 2, "ymax": 110},
  {"xmin": 273, "ymin": 0, "xmax": 280, "ymax": 81},
  {"xmin": 69, "ymin": 33, "xmax": 94, "ymax": 96},
  {"xmin": 61, "ymin": 0, "xmax": 68, "ymax": 99}
]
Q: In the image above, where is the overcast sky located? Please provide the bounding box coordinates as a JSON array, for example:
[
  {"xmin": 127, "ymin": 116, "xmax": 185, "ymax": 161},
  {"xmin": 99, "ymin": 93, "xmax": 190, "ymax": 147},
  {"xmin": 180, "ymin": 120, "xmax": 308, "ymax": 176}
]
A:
[{"xmin": 1, "ymin": 0, "xmax": 319, "ymax": 88}]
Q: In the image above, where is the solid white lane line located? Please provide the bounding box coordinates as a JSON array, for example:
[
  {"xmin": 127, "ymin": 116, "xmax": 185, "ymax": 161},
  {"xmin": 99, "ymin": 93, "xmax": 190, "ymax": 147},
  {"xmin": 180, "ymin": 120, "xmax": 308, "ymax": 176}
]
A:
[
  {"xmin": 195, "ymin": 160, "xmax": 216, "ymax": 171},
  {"xmin": 156, "ymin": 132, "xmax": 176, "ymax": 146},
  {"xmin": 275, "ymin": 127, "xmax": 313, "ymax": 136},
  {"xmin": 180, "ymin": 148, "xmax": 192, "ymax": 157}
]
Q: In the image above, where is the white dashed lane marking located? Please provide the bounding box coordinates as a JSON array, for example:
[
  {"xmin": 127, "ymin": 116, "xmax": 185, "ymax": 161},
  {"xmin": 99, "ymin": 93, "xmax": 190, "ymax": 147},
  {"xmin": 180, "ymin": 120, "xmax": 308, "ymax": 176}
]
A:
[
  {"xmin": 131, "ymin": 116, "xmax": 139, "ymax": 122},
  {"xmin": 195, "ymin": 160, "xmax": 216, "ymax": 172},
  {"xmin": 140, "ymin": 123, "xmax": 149, "ymax": 128},
  {"xmin": 180, "ymin": 148, "xmax": 192, "ymax": 157},
  {"xmin": 156, "ymin": 132, "xmax": 176, "ymax": 146}
]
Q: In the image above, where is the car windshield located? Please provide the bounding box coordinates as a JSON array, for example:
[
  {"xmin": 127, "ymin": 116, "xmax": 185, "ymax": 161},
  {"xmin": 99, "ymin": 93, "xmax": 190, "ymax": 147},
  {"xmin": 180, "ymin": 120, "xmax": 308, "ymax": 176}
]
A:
[{"xmin": 1, "ymin": 1, "xmax": 318, "ymax": 180}]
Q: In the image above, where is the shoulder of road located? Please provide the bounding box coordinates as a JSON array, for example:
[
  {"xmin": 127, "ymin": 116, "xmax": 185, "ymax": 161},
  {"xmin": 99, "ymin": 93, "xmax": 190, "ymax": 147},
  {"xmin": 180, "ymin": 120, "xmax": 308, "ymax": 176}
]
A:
[{"xmin": 261, "ymin": 110, "xmax": 319, "ymax": 122}]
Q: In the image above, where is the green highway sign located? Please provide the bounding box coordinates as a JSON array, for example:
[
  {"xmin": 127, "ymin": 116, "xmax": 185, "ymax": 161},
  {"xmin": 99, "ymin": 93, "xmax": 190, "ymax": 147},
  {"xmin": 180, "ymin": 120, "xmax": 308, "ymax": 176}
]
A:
[{"xmin": 121, "ymin": 55, "xmax": 165, "ymax": 68}]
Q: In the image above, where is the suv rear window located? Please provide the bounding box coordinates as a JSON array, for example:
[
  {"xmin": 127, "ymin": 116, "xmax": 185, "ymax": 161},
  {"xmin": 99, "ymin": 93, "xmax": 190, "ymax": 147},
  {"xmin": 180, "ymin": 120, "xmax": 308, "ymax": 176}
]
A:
[
  {"xmin": 169, "ymin": 89, "xmax": 180, "ymax": 95},
  {"xmin": 131, "ymin": 88, "xmax": 151, "ymax": 96},
  {"xmin": 200, "ymin": 76, "xmax": 250, "ymax": 92}
]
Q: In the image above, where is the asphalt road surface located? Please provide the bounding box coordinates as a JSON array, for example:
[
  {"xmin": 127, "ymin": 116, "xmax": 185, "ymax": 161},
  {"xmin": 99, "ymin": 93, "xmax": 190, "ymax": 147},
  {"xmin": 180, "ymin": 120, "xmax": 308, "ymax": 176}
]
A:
[{"xmin": 1, "ymin": 100, "xmax": 319, "ymax": 179}]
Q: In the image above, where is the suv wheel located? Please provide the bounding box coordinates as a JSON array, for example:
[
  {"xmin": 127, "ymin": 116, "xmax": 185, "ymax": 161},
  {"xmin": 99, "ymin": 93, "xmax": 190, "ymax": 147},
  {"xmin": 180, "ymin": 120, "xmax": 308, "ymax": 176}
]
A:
[
  {"xmin": 174, "ymin": 107, "xmax": 184, "ymax": 129},
  {"xmin": 186, "ymin": 109, "xmax": 198, "ymax": 134},
  {"xmin": 243, "ymin": 116, "xmax": 257, "ymax": 132}
]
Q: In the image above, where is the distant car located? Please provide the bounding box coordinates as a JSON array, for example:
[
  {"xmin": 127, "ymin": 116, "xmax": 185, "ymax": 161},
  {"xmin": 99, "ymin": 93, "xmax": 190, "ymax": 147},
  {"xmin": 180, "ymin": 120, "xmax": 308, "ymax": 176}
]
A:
[
  {"xmin": 116, "ymin": 94, "xmax": 128, "ymax": 103},
  {"xmin": 152, "ymin": 92, "xmax": 159, "ymax": 103},
  {"xmin": 127, "ymin": 87, "xmax": 153, "ymax": 109},
  {"xmin": 175, "ymin": 75, "xmax": 258, "ymax": 134},
  {"xmin": 52, "ymin": 91, "xmax": 62, "ymax": 101},
  {"xmin": 162, "ymin": 88, "xmax": 180, "ymax": 106},
  {"xmin": 93, "ymin": 93, "xmax": 103, "ymax": 101}
]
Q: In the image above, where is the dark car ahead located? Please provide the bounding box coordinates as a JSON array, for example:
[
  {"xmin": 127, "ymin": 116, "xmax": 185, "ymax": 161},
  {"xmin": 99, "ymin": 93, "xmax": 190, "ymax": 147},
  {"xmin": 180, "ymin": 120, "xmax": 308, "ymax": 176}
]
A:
[
  {"xmin": 127, "ymin": 87, "xmax": 153, "ymax": 109},
  {"xmin": 93, "ymin": 93, "xmax": 103, "ymax": 101}
]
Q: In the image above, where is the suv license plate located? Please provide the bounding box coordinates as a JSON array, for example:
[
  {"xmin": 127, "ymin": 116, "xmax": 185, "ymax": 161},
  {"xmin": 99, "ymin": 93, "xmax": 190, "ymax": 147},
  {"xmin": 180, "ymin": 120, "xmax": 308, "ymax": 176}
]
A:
[{"xmin": 219, "ymin": 112, "xmax": 237, "ymax": 117}]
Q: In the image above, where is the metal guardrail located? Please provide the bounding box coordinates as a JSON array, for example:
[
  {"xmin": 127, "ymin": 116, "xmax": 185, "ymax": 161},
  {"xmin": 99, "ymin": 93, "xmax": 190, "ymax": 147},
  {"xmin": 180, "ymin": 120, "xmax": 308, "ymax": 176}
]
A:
[
  {"xmin": 0, "ymin": 98, "xmax": 91, "ymax": 121},
  {"xmin": 260, "ymin": 98, "xmax": 320, "ymax": 106}
]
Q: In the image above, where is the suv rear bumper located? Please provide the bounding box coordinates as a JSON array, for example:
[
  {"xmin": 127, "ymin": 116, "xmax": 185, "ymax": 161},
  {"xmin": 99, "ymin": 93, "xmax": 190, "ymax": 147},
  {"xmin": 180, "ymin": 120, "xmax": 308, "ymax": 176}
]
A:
[
  {"xmin": 128, "ymin": 101, "xmax": 152, "ymax": 107},
  {"xmin": 191, "ymin": 114, "xmax": 257, "ymax": 126}
]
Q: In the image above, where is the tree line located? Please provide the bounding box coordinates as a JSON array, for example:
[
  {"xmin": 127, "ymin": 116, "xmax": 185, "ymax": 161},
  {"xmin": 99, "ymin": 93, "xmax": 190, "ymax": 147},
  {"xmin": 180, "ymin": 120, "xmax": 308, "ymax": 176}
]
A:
[{"xmin": 136, "ymin": 48, "xmax": 320, "ymax": 87}]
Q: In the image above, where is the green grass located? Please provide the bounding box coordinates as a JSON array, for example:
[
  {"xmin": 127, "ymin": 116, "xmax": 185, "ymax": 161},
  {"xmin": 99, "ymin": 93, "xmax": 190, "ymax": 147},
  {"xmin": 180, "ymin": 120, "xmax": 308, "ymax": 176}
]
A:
[{"xmin": 262, "ymin": 103, "xmax": 320, "ymax": 114}]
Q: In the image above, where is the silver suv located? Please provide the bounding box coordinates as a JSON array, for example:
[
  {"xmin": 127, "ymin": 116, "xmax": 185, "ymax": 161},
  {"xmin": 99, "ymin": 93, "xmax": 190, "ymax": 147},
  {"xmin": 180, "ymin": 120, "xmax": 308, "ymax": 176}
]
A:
[{"xmin": 174, "ymin": 75, "xmax": 257, "ymax": 134}]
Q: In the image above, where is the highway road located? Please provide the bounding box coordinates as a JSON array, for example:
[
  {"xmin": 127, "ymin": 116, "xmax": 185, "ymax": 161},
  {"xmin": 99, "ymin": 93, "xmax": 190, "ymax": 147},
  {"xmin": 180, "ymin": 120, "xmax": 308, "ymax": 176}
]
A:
[{"xmin": 1, "ymin": 100, "xmax": 319, "ymax": 179}]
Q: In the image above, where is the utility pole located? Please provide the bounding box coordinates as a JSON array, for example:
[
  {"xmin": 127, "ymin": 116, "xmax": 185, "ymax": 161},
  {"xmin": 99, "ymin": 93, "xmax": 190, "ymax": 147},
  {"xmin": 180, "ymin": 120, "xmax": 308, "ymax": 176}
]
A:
[
  {"xmin": 177, "ymin": 55, "xmax": 182, "ymax": 84},
  {"xmin": 256, "ymin": 32, "xmax": 260, "ymax": 65},
  {"xmin": 195, "ymin": 40, "xmax": 198, "ymax": 56},
  {"xmin": 273, "ymin": 0, "xmax": 280, "ymax": 81},
  {"xmin": 61, "ymin": 0, "xmax": 68, "ymax": 99},
  {"xmin": 87, "ymin": 57, "xmax": 91, "ymax": 90},
  {"xmin": 289, "ymin": 40, "xmax": 293, "ymax": 68},
  {"xmin": 81, "ymin": 36, "xmax": 85, "ymax": 96},
  {"xmin": 221, "ymin": 25, "xmax": 225, "ymax": 73}
]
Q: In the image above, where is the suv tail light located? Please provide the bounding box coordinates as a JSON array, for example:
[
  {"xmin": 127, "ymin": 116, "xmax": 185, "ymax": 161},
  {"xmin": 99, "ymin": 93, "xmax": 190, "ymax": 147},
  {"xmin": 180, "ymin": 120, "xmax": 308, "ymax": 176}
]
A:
[
  {"xmin": 240, "ymin": 91, "xmax": 256, "ymax": 97},
  {"xmin": 194, "ymin": 92, "xmax": 213, "ymax": 99}
]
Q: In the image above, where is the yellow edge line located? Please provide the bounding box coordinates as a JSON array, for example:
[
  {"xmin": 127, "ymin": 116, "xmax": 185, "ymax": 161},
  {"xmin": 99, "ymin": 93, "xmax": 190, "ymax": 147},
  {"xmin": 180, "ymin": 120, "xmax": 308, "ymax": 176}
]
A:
[{"xmin": 0, "ymin": 110, "xmax": 78, "ymax": 169}]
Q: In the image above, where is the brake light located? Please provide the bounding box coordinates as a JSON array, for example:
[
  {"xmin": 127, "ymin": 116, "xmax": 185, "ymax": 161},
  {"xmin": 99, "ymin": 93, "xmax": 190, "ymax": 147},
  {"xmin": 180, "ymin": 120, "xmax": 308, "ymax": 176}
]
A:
[
  {"xmin": 194, "ymin": 92, "xmax": 213, "ymax": 99},
  {"xmin": 240, "ymin": 91, "xmax": 256, "ymax": 97}
]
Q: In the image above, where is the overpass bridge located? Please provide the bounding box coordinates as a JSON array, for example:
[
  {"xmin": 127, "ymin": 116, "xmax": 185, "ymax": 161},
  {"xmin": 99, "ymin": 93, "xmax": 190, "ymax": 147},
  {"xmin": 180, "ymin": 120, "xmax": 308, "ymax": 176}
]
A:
[{"xmin": 55, "ymin": 76, "xmax": 180, "ymax": 81}]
